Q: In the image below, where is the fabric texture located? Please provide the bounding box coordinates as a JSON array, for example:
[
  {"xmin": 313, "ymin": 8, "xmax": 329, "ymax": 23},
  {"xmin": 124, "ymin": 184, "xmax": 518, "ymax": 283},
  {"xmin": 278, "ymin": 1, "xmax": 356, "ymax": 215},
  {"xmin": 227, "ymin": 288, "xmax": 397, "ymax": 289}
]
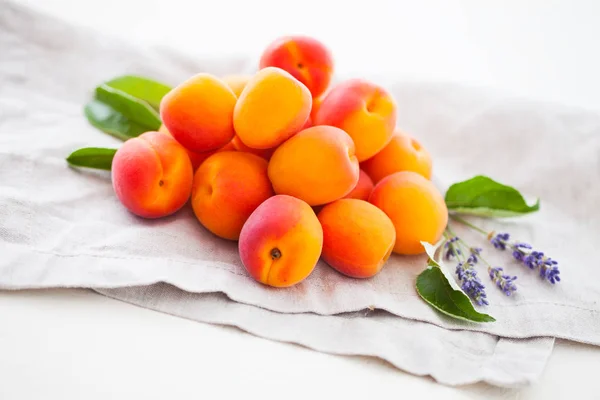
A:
[{"xmin": 4, "ymin": 0, "xmax": 600, "ymax": 387}]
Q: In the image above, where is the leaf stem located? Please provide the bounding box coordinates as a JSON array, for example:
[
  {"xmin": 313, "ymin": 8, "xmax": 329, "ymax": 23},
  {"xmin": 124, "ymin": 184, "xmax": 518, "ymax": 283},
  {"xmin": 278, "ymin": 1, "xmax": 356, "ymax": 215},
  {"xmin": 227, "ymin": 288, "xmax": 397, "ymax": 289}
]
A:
[{"xmin": 449, "ymin": 214, "xmax": 488, "ymax": 236}]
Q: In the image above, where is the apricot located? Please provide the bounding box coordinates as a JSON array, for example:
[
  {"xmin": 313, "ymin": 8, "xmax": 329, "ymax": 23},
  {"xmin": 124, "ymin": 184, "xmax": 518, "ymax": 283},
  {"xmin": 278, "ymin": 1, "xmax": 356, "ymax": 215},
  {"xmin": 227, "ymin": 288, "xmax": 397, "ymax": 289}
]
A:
[
  {"xmin": 111, "ymin": 131, "xmax": 193, "ymax": 218},
  {"xmin": 361, "ymin": 130, "xmax": 432, "ymax": 183},
  {"xmin": 318, "ymin": 199, "xmax": 395, "ymax": 278},
  {"xmin": 160, "ymin": 73, "xmax": 237, "ymax": 153},
  {"xmin": 239, "ymin": 195, "xmax": 323, "ymax": 287},
  {"xmin": 191, "ymin": 151, "xmax": 274, "ymax": 240},
  {"xmin": 259, "ymin": 35, "xmax": 333, "ymax": 98},
  {"xmin": 314, "ymin": 79, "xmax": 397, "ymax": 162},
  {"xmin": 222, "ymin": 74, "xmax": 252, "ymax": 97},
  {"xmin": 231, "ymin": 135, "xmax": 275, "ymax": 160},
  {"xmin": 343, "ymin": 169, "xmax": 374, "ymax": 201},
  {"xmin": 369, "ymin": 171, "xmax": 447, "ymax": 255},
  {"xmin": 234, "ymin": 67, "xmax": 311, "ymax": 149},
  {"xmin": 159, "ymin": 124, "xmax": 215, "ymax": 170},
  {"xmin": 268, "ymin": 125, "xmax": 359, "ymax": 206},
  {"xmin": 310, "ymin": 94, "xmax": 325, "ymax": 121}
]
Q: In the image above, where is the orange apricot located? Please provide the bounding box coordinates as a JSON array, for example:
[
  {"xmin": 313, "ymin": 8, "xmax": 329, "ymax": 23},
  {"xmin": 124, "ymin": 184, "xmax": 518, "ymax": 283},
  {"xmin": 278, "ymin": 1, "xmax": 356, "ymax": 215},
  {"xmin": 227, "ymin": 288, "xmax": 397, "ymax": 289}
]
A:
[
  {"xmin": 343, "ymin": 169, "xmax": 374, "ymax": 201},
  {"xmin": 361, "ymin": 130, "xmax": 432, "ymax": 183},
  {"xmin": 310, "ymin": 94, "xmax": 325, "ymax": 121},
  {"xmin": 314, "ymin": 79, "xmax": 397, "ymax": 162},
  {"xmin": 268, "ymin": 125, "xmax": 359, "ymax": 206},
  {"xmin": 191, "ymin": 151, "xmax": 274, "ymax": 240},
  {"xmin": 160, "ymin": 73, "xmax": 237, "ymax": 153},
  {"xmin": 233, "ymin": 67, "xmax": 311, "ymax": 149},
  {"xmin": 159, "ymin": 124, "xmax": 215, "ymax": 171},
  {"xmin": 369, "ymin": 171, "xmax": 447, "ymax": 255},
  {"xmin": 222, "ymin": 74, "xmax": 252, "ymax": 97},
  {"xmin": 259, "ymin": 35, "xmax": 333, "ymax": 98},
  {"xmin": 231, "ymin": 135, "xmax": 275, "ymax": 160},
  {"xmin": 111, "ymin": 131, "xmax": 193, "ymax": 218},
  {"xmin": 239, "ymin": 195, "xmax": 323, "ymax": 287},
  {"xmin": 318, "ymin": 199, "xmax": 396, "ymax": 278}
]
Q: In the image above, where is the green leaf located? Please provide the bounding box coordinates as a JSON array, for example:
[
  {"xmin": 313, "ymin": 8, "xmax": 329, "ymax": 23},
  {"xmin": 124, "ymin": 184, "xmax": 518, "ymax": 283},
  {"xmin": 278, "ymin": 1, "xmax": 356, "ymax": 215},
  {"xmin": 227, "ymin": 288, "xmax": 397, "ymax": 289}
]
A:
[
  {"xmin": 105, "ymin": 75, "xmax": 172, "ymax": 110},
  {"xmin": 416, "ymin": 241, "xmax": 496, "ymax": 323},
  {"xmin": 416, "ymin": 264, "xmax": 496, "ymax": 323},
  {"xmin": 445, "ymin": 175, "xmax": 540, "ymax": 217},
  {"xmin": 95, "ymin": 84, "xmax": 161, "ymax": 129},
  {"xmin": 84, "ymin": 100, "xmax": 151, "ymax": 141},
  {"xmin": 66, "ymin": 147, "xmax": 117, "ymax": 170}
]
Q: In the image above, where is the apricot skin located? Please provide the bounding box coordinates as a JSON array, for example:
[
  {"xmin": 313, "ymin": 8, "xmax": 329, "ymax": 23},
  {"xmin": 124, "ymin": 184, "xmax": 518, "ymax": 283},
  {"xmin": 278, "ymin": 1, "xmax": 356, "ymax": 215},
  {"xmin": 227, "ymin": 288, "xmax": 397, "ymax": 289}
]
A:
[
  {"xmin": 369, "ymin": 171, "xmax": 448, "ymax": 255},
  {"xmin": 160, "ymin": 73, "xmax": 237, "ymax": 153},
  {"xmin": 361, "ymin": 130, "xmax": 432, "ymax": 183},
  {"xmin": 318, "ymin": 199, "xmax": 396, "ymax": 278},
  {"xmin": 238, "ymin": 195, "xmax": 323, "ymax": 287},
  {"xmin": 343, "ymin": 169, "xmax": 374, "ymax": 201},
  {"xmin": 234, "ymin": 67, "xmax": 312, "ymax": 150},
  {"xmin": 111, "ymin": 131, "xmax": 193, "ymax": 219},
  {"xmin": 159, "ymin": 124, "xmax": 214, "ymax": 171},
  {"xmin": 259, "ymin": 36, "xmax": 333, "ymax": 98},
  {"xmin": 268, "ymin": 125, "xmax": 359, "ymax": 206},
  {"xmin": 315, "ymin": 79, "xmax": 397, "ymax": 162},
  {"xmin": 222, "ymin": 74, "xmax": 252, "ymax": 97},
  {"xmin": 191, "ymin": 151, "xmax": 274, "ymax": 241}
]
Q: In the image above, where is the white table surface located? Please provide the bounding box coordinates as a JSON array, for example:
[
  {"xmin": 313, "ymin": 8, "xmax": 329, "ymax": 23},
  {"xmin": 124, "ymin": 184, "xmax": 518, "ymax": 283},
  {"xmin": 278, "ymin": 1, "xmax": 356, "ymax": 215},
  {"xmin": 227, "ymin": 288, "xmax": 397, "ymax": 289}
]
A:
[{"xmin": 2, "ymin": 1, "xmax": 600, "ymax": 399}]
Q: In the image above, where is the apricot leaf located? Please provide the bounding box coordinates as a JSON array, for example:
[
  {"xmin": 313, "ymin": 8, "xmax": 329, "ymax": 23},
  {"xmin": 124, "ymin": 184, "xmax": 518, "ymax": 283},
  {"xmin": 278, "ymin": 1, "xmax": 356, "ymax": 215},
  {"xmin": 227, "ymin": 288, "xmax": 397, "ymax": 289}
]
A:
[
  {"xmin": 66, "ymin": 147, "xmax": 117, "ymax": 170},
  {"xmin": 445, "ymin": 176, "xmax": 539, "ymax": 217},
  {"xmin": 416, "ymin": 241, "xmax": 495, "ymax": 323},
  {"xmin": 416, "ymin": 264, "xmax": 496, "ymax": 323},
  {"xmin": 84, "ymin": 100, "xmax": 150, "ymax": 140},
  {"xmin": 105, "ymin": 75, "xmax": 172, "ymax": 110},
  {"xmin": 95, "ymin": 84, "xmax": 161, "ymax": 129}
]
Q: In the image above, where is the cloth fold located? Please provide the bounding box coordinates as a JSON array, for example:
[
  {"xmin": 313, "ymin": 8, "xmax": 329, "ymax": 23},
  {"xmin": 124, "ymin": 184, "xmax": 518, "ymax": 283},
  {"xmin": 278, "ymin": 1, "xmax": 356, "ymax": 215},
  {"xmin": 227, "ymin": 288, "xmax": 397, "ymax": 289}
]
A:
[{"xmin": 3, "ymin": 0, "xmax": 600, "ymax": 387}]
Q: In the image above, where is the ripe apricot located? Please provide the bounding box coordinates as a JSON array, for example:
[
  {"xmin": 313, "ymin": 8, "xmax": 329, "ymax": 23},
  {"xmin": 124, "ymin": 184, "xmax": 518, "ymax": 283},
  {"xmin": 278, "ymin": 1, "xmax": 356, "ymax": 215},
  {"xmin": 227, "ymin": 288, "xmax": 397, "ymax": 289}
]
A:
[
  {"xmin": 239, "ymin": 195, "xmax": 323, "ymax": 287},
  {"xmin": 369, "ymin": 171, "xmax": 447, "ymax": 255},
  {"xmin": 222, "ymin": 74, "xmax": 252, "ymax": 97},
  {"xmin": 159, "ymin": 124, "xmax": 215, "ymax": 170},
  {"xmin": 343, "ymin": 169, "xmax": 374, "ymax": 201},
  {"xmin": 315, "ymin": 79, "xmax": 397, "ymax": 161},
  {"xmin": 231, "ymin": 135, "xmax": 275, "ymax": 160},
  {"xmin": 361, "ymin": 130, "xmax": 432, "ymax": 183},
  {"xmin": 318, "ymin": 199, "xmax": 396, "ymax": 278},
  {"xmin": 191, "ymin": 152, "xmax": 274, "ymax": 240},
  {"xmin": 234, "ymin": 67, "xmax": 311, "ymax": 149},
  {"xmin": 112, "ymin": 131, "xmax": 193, "ymax": 218},
  {"xmin": 268, "ymin": 125, "xmax": 359, "ymax": 206},
  {"xmin": 160, "ymin": 73, "xmax": 237, "ymax": 153},
  {"xmin": 259, "ymin": 36, "xmax": 333, "ymax": 97}
]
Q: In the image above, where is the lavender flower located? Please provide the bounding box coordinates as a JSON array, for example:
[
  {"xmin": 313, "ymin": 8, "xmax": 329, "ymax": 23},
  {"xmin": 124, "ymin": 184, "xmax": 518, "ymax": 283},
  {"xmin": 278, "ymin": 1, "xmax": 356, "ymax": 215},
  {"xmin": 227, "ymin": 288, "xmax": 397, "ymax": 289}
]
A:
[
  {"xmin": 455, "ymin": 261, "xmax": 488, "ymax": 306},
  {"xmin": 489, "ymin": 232, "xmax": 510, "ymax": 250},
  {"xmin": 467, "ymin": 247, "xmax": 482, "ymax": 264},
  {"xmin": 444, "ymin": 237, "xmax": 461, "ymax": 260},
  {"xmin": 488, "ymin": 267, "xmax": 518, "ymax": 296},
  {"xmin": 490, "ymin": 235, "xmax": 561, "ymax": 284}
]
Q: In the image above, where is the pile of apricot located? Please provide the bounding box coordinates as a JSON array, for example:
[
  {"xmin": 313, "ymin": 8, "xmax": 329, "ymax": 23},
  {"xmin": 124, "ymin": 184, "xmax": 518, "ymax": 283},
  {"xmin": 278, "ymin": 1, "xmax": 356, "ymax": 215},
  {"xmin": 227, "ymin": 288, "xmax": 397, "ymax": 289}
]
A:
[{"xmin": 111, "ymin": 36, "xmax": 448, "ymax": 288}]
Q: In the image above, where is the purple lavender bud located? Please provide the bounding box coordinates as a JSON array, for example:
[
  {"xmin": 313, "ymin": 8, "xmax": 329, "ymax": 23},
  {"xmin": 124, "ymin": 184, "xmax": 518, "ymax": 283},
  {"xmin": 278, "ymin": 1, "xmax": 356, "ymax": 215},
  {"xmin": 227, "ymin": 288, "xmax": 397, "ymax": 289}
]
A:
[
  {"xmin": 455, "ymin": 260, "xmax": 488, "ymax": 306},
  {"xmin": 512, "ymin": 250, "xmax": 524, "ymax": 261},
  {"xmin": 444, "ymin": 237, "xmax": 461, "ymax": 260},
  {"xmin": 490, "ymin": 233, "xmax": 510, "ymax": 250},
  {"xmin": 467, "ymin": 247, "xmax": 482, "ymax": 264},
  {"xmin": 539, "ymin": 258, "xmax": 561, "ymax": 284},
  {"xmin": 488, "ymin": 267, "xmax": 518, "ymax": 296}
]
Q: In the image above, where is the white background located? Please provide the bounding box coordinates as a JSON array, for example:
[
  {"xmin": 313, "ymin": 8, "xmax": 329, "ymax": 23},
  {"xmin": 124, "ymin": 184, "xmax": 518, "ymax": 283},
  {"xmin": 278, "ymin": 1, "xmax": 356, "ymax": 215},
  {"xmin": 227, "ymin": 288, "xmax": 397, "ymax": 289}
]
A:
[{"xmin": 2, "ymin": 0, "xmax": 600, "ymax": 399}]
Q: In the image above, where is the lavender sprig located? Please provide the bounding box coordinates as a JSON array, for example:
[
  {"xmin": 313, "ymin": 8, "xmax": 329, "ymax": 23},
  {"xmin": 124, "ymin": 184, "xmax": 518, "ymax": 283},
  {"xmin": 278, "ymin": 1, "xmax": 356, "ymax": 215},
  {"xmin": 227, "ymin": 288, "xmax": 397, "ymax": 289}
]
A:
[
  {"xmin": 488, "ymin": 267, "xmax": 518, "ymax": 296},
  {"xmin": 455, "ymin": 260, "xmax": 488, "ymax": 306},
  {"xmin": 488, "ymin": 232, "xmax": 561, "ymax": 284},
  {"xmin": 444, "ymin": 233, "xmax": 488, "ymax": 306},
  {"xmin": 444, "ymin": 236, "xmax": 460, "ymax": 260}
]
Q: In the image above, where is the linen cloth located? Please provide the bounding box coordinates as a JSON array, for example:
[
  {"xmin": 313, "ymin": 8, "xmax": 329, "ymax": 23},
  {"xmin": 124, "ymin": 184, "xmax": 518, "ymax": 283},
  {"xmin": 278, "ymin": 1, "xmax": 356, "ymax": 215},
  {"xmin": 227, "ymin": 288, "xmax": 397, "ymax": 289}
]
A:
[{"xmin": 3, "ymin": 0, "xmax": 600, "ymax": 387}]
